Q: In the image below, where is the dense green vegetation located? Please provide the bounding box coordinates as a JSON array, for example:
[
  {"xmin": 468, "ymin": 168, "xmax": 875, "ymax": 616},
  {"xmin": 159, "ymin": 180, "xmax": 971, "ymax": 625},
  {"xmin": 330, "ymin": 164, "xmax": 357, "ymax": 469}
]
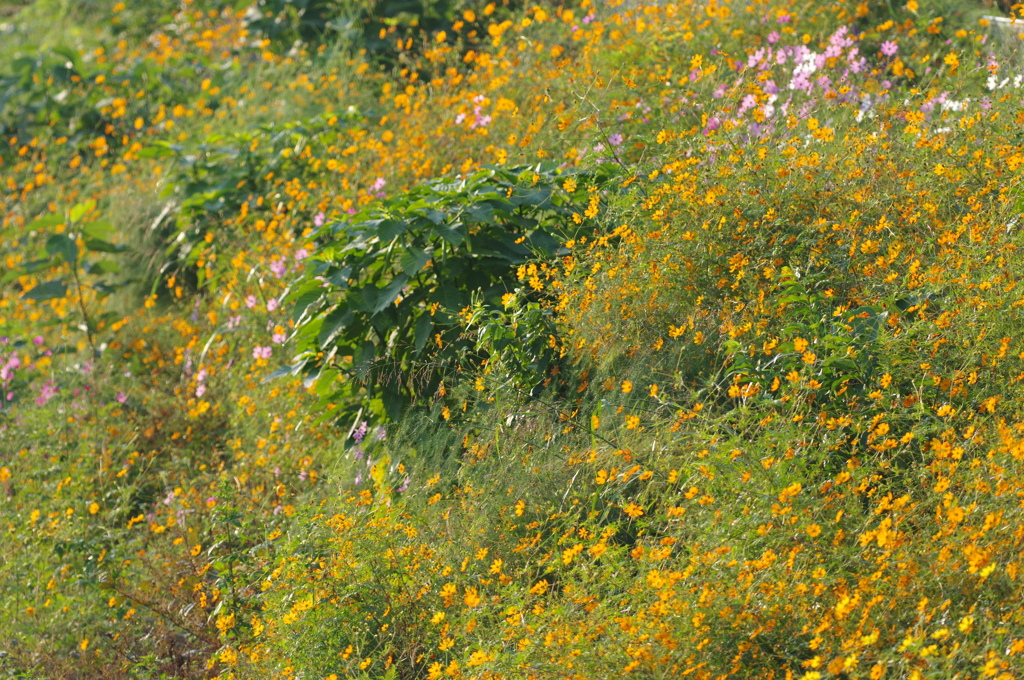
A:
[{"xmin": 3, "ymin": 0, "xmax": 1024, "ymax": 678}]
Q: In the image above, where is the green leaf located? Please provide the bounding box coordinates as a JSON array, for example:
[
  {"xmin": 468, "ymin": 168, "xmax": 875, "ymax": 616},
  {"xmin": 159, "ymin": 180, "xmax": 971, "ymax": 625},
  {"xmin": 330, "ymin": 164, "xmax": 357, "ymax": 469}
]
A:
[
  {"xmin": 290, "ymin": 285, "xmax": 324, "ymax": 323},
  {"xmin": 137, "ymin": 145, "xmax": 176, "ymax": 159},
  {"xmin": 327, "ymin": 266, "xmax": 352, "ymax": 289},
  {"xmin": 438, "ymin": 221, "xmax": 466, "ymax": 247},
  {"xmin": 352, "ymin": 340, "xmax": 376, "ymax": 378},
  {"xmin": 51, "ymin": 45, "xmax": 82, "ymax": 73},
  {"xmin": 382, "ymin": 386, "xmax": 404, "ymax": 421},
  {"xmin": 23, "ymin": 280, "xmax": 66, "ymax": 301},
  {"xmin": 464, "ymin": 202, "xmax": 495, "ymax": 222},
  {"xmin": 69, "ymin": 200, "xmax": 96, "ymax": 223},
  {"xmin": 84, "ymin": 238, "xmax": 126, "ymax": 253},
  {"xmin": 372, "ymin": 274, "xmax": 410, "ymax": 314},
  {"xmin": 82, "ymin": 220, "xmax": 116, "ymax": 241},
  {"xmin": 318, "ymin": 306, "xmax": 352, "ymax": 346},
  {"xmin": 399, "ymin": 247, "xmax": 430, "ymax": 276},
  {"xmin": 374, "ymin": 218, "xmax": 408, "ymax": 241},
  {"xmin": 26, "ymin": 214, "xmax": 63, "ymax": 231},
  {"xmin": 46, "ymin": 234, "xmax": 78, "ymax": 263},
  {"xmin": 86, "ymin": 259, "xmax": 120, "ymax": 274},
  {"xmin": 414, "ymin": 313, "xmax": 433, "ymax": 354}
]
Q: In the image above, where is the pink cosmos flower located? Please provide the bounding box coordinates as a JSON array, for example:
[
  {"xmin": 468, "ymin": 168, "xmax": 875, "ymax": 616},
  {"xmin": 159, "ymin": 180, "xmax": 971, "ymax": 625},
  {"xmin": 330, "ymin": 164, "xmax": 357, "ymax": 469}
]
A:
[{"xmin": 35, "ymin": 381, "xmax": 58, "ymax": 407}]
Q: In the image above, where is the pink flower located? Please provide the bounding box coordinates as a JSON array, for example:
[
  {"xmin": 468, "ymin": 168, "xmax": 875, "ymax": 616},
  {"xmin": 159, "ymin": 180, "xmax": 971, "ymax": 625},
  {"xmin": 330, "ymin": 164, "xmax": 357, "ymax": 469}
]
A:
[
  {"xmin": 195, "ymin": 384, "xmax": 206, "ymax": 398},
  {"xmin": 116, "ymin": 392, "xmax": 127, "ymax": 404},
  {"xmin": 371, "ymin": 177, "xmax": 386, "ymax": 192},
  {"xmin": 313, "ymin": 212, "xmax": 326, "ymax": 227},
  {"xmin": 608, "ymin": 133, "xmax": 624, "ymax": 146},
  {"xmin": 245, "ymin": 295, "xmax": 257, "ymax": 308},
  {"xmin": 32, "ymin": 336, "xmax": 44, "ymax": 346},
  {"xmin": 253, "ymin": 346, "xmax": 273, "ymax": 360},
  {"xmin": 294, "ymin": 248, "xmax": 309, "ymax": 261},
  {"xmin": 272, "ymin": 331, "xmax": 286, "ymax": 344},
  {"xmin": 881, "ymin": 41, "xmax": 898, "ymax": 57},
  {"xmin": 35, "ymin": 381, "xmax": 58, "ymax": 407},
  {"xmin": 266, "ymin": 298, "xmax": 279, "ymax": 312},
  {"xmin": 270, "ymin": 258, "xmax": 287, "ymax": 278}
]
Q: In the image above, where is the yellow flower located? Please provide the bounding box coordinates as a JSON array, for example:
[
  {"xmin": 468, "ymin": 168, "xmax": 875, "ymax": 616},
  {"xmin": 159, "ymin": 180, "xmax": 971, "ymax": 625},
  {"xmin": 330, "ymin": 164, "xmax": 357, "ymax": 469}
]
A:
[
  {"xmin": 622, "ymin": 503, "xmax": 644, "ymax": 519},
  {"xmin": 467, "ymin": 650, "xmax": 489, "ymax": 667}
]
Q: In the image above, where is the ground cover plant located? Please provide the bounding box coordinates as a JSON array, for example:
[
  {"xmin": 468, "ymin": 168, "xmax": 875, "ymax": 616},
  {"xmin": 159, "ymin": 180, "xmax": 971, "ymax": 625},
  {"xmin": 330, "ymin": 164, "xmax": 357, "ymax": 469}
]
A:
[{"xmin": 3, "ymin": 0, "xmax": 1024, "ymax": 678}]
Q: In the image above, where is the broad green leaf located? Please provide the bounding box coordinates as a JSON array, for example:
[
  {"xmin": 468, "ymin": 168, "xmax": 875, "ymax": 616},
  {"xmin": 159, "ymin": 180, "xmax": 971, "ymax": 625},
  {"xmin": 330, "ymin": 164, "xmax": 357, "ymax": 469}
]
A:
[
  {"xmin": 327, "ymin": 266, "xmax": 352, "ymax": 289},
  {"xmin": 414, "ymin": 313, "xmax": 433, "ymax": 354},
  {"xmin": 375, "ymin": 219, "xmax": 408, "ymax": 241},
  {"xmin": 437, "ymin": 222, "xmax": 466, "ymax": 247},
  {"xmin": 372, "ymin": 274, "xmax": 410, "ymax": 314},
  {"xmin": 382, "ymin": 387, "xmax": 404, "ymax": 421},
  {"xmin": 26, "ymin": 214, "xmax": 63, "ymax": 231},
  {"xmin": 87, "ymin": 259, "xmax": 120, "ymax": 274},
  {"xmin": 23, "ymin": 280, "xmax": 66, "ymax": 301},
  {"xmin": 46, "ymin": 234, "xmax": 78, "ymax": 263},
  {"xmin": 69, "ymin": 200, "xmax": 96, "ymax": 223},
  {"xmin": 82, "ymin": 220, "xmax": 116, "ymax": 241},
  {"xmin": 137, "ymin": 145, "xmax": 176, "ymax": 159},
  {"xmin": 290, "ymin": 285, "xmax": 324, "ymax": 323},
  {"xmin": 399, "ymin": 247, "xmax": 430, "ymax": 276},
  {"xmin": 318, "ymin": 306, "xmax": 353, "ymax": 346},
  {"xmin": 464, "ymin": 202, "xmax": 495, "ymax": 223},
  {"xmin": 84, "ymin": 238, "xmax": 126, "ymax": 253}
]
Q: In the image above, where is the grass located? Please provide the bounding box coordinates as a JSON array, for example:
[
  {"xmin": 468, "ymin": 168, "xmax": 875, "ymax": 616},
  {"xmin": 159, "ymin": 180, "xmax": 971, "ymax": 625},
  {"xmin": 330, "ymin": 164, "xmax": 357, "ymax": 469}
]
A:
[{"xmin": 3, "ymin": 0, "xmax": 1024, "ymax": 678}]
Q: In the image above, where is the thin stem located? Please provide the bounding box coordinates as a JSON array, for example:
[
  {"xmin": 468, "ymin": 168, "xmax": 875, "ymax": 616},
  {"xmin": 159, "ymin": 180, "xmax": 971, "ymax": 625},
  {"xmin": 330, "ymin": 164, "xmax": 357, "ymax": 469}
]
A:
[{"xmin": 70, "ymin": 260, "xmax": 97, "ymax": 355}]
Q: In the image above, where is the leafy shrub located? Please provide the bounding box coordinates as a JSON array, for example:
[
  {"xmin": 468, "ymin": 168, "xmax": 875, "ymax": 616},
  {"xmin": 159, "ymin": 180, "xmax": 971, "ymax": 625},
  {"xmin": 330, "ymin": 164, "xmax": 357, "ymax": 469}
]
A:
[{"xmin": 286, "ymin": 162, "xmax": 616, "ymax": 421}]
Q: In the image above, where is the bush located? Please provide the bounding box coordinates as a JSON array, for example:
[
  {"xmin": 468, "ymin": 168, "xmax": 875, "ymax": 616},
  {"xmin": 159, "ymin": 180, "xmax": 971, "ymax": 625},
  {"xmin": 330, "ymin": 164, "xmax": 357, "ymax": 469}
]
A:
[{"xmin": 286, "ymin": 162, "xmax": 617, "ymax": 421}]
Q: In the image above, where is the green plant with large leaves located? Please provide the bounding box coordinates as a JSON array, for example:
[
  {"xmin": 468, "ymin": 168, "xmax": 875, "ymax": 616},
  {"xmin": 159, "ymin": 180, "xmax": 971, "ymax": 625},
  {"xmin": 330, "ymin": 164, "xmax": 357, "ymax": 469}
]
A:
[
  {"xmin": 285, "ymin": 162, "xmax": 617, "ymax": 422},
  {"xmin": 2, "ymin": 200, "xmax": 128, "ymax": 354}
]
